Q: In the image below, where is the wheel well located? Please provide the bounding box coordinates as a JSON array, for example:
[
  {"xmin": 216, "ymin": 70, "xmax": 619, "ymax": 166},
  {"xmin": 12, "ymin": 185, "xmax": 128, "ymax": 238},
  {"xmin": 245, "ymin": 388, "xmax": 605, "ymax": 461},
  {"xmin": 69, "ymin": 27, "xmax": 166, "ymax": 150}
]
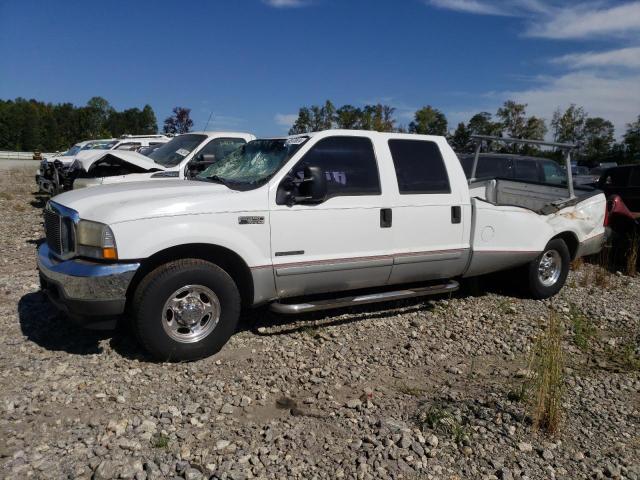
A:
[
  {"xmin": 552, "ymin": 232, "xmax": 579, "ymax": 260},
  {"xmin": 126, "ymin": 244, "xmax": 254, "ymax": 308}
]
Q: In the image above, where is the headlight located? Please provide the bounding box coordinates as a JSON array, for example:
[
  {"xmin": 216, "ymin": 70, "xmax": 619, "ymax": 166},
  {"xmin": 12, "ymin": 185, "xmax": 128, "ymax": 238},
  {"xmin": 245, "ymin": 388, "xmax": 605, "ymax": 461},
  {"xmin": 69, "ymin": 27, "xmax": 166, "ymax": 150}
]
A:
[{"xmin": 76, "ymin": 220, "xmax": 118, "ymax": 260}]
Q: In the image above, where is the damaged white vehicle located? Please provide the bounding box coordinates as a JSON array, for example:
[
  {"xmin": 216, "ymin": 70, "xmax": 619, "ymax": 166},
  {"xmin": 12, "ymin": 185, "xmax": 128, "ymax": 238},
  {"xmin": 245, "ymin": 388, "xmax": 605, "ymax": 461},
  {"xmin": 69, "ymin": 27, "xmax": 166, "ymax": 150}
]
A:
[
  {"xmin": 38, "ymin": 131, "xmax": 607, "ymax": 361},
  {"xmin": 38, "ymin": 135, "xmax": 171, "ymax": 193},
  {"xmin": 66, "ymin": 132, "xmax": 255, "ymax": 190}
]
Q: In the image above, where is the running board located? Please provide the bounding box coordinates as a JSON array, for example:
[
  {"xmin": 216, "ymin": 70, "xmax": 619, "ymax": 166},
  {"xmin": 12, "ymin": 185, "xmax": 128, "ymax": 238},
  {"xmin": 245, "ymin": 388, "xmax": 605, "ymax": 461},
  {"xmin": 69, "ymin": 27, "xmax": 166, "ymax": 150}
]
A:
[{"xmin": 270, "ymin": 280, "xmax": 459, "ymax": 315}]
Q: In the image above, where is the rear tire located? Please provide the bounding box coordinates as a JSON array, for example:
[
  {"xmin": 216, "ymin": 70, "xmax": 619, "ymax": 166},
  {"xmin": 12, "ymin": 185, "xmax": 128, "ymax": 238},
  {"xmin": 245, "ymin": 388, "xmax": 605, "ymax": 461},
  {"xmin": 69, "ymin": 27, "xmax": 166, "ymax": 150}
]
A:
[
  {"xmin": 132, "ymin": 259, "xmax": 241, "ymax": 361},
  {"xmin": 525, "ymin": 239, "xmax": 570, "ymax": 299}
]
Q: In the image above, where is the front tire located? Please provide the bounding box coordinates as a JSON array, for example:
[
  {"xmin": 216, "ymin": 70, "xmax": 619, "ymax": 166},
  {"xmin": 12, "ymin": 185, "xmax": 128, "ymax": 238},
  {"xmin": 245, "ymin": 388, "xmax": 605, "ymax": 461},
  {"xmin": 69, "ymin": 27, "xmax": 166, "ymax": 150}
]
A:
[
  {"xmin": 132, "ymin": 259, "xmax": 241, "ymax": 361},
  {"xmin": 525, "ymin": 239, "xmax": 570, "ymax": 299}
]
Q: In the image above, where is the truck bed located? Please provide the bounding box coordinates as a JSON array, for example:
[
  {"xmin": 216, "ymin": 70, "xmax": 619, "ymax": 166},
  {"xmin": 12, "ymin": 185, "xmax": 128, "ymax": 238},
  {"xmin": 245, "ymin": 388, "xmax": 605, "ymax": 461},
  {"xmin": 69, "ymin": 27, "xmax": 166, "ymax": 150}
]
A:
[{"xmin": 464, "ymin": 178, "xmax": 606, "ymax": 277}]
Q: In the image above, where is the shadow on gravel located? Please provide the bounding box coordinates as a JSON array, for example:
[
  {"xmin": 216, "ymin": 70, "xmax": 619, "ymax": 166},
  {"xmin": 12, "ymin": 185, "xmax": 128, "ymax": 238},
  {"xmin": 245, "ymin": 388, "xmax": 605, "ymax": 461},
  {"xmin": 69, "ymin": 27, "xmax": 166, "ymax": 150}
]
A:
[{"xmin": 18, "ymin": 292, "xmax": 145, "ymax": 359}]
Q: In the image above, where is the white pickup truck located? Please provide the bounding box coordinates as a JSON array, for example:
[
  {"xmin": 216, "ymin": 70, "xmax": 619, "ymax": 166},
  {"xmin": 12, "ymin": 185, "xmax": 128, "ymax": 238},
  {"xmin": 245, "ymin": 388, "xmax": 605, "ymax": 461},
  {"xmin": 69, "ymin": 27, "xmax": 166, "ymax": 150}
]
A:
[{"xmin": 37, "ymin": 130, "xmax": 606, "ymax": 361}]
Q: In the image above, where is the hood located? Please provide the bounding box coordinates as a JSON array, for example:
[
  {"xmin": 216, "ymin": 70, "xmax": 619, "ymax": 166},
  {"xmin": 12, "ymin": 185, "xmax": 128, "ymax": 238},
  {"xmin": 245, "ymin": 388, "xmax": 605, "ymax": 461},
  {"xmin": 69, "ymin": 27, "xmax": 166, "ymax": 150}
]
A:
[
  {"xmin": 74, "ymin": 149, "xmax": 166, "ymax": 172},
  {"xmin": 51, "ymin": 179, "xmax": 264, "ymax": 225}
]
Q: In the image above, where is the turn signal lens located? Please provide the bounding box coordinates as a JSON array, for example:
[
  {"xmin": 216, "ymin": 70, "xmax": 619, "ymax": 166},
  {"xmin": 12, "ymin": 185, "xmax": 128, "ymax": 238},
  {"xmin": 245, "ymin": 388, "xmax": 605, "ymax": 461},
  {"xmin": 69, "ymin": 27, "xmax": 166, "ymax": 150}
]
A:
[{"xmin": 102, "ymin": 247, "xmax": 118, "ymax": 260}]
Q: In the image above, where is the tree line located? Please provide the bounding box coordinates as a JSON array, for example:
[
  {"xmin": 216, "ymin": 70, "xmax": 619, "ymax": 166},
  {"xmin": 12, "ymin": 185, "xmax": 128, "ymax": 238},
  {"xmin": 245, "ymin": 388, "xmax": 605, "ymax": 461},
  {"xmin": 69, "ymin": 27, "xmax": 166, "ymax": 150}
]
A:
[
  {"xmin": 0, "ymin": 97, "xmax": 158, "ymax": 152},
  {"xmin": 288, "ymin": 100, "xmax": 640, "ymax": 165}
]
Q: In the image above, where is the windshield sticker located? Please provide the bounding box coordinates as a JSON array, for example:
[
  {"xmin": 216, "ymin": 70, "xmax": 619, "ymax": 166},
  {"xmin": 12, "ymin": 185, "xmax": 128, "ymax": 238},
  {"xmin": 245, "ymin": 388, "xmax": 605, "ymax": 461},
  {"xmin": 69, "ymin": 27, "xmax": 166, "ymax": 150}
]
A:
[
  {"xmin": 176, "ymin": 148, "xmax": 190, "ymax": 157},
  {"xmin": 285, "ymin": 137, "xmax": 307, "ymax": 146}
]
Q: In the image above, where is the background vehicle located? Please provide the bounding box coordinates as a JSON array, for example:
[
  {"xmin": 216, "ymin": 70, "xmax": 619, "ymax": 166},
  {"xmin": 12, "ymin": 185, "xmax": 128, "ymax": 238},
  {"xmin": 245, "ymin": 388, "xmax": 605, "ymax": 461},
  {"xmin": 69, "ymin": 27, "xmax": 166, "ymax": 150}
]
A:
[
  {"xmin": 38, "ymin": 135, "xmax": 171, "ymax": 193},
  {"xmin": 597, "ymin": 165, "xmax": 640, "ymax": 266},
  {"xmin": 70, "ymin": 131, "xmax": 255, "ymax": 190},
  {"xmin": 38, "ymin": 131, "xmax": 606, "ymax": 361},
  {"xmin": 457, "ymin": 153, "xmax": 568, "ymax": 185}
]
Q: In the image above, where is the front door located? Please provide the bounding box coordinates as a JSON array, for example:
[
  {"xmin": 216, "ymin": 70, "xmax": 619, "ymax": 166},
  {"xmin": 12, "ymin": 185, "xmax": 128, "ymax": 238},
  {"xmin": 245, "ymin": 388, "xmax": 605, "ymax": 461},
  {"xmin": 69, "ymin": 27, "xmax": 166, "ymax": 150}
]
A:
[{"xmin": 269, "ymin": 135, "xmax": 393, "ymax": 298}]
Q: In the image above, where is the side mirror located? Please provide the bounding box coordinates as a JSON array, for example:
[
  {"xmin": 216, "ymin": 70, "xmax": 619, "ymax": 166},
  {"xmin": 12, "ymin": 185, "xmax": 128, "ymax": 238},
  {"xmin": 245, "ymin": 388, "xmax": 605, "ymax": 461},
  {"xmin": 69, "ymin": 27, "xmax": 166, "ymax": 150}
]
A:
[
  {"xmin": 276, "ymin": 166, "xmax": 327, "ymax": 206},
  {"xmin": 296, "ymin": 166, "xmax": 327, "ymax": 204}
]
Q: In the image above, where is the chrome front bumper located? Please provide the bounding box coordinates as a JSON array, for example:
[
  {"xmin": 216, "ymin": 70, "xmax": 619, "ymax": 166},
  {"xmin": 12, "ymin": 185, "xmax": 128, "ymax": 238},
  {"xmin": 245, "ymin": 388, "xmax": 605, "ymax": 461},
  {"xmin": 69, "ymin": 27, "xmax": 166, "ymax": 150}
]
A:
[{"xmin": 37, "ymin": 243, "xmax": 140, "ymax": 322}]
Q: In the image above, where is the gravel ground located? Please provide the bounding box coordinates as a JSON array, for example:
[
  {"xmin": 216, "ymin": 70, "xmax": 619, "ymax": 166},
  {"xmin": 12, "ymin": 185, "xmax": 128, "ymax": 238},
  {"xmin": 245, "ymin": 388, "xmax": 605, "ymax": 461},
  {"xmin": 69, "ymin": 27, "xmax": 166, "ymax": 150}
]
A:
[{"xmin": 1, "ymin": 169, "xmax": 639, "ymax": 480}]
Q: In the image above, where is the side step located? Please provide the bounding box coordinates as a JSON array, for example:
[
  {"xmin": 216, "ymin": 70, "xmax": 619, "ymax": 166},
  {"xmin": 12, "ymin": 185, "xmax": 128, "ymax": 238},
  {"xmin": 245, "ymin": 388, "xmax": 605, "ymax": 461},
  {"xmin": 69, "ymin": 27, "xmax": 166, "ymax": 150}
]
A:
[{"xmin": 270, "ymin": 280, "xmax": 459, "ymax": 315}]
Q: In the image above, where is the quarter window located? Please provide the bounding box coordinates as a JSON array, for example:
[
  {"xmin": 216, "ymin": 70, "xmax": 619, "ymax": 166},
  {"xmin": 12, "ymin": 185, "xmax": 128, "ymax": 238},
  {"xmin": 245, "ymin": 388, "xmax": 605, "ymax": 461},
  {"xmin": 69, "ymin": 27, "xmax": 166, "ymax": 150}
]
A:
[
  {"xmin": 513, "ymin": 160, "xmax": 540, "ymax": 182},
  {"xmin": 292, "ymin": 136, "xmax": 381, "ymax": 197},
  {"xmin": 389, "ymin": 139, "xmax": 451, "ymax": 194}
]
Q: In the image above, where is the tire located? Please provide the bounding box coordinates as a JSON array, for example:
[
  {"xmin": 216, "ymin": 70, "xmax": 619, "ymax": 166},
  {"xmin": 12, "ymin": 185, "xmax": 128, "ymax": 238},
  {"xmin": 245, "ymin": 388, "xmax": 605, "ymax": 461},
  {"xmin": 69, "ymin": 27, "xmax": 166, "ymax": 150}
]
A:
[
  {"xmin": 132, "ymin": 259, "xmax": 241, "ymax": 361},
  {"xmin": 525, "ymin": 239, "xmax": 570, "ymax": 299}
]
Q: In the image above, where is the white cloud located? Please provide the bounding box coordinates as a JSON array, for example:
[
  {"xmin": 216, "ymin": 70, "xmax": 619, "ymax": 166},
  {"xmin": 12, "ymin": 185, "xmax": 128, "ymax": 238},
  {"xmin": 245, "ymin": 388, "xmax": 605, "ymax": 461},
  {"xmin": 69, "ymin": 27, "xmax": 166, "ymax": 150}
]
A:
[
  {"xmin": 552, "ymin": 46, "xmax": 640, "ymax": 69},
  {"xmin": 526, "ymin": 2, "xmax": 640, "ymax": 39},
  {"xmin": 492, "ymin": 71, "xmax": 640, "ymax": 136},
  {"xmin": 426, "ymin": 0, "xmax": 511, "ymax": 16},
  {"xmin": 262, "ymin": 0, "xmax": 310, "ymax": 7},
  {"xmin": 275, "ymin": 113, "xmax": 298, "ymax": 127}
]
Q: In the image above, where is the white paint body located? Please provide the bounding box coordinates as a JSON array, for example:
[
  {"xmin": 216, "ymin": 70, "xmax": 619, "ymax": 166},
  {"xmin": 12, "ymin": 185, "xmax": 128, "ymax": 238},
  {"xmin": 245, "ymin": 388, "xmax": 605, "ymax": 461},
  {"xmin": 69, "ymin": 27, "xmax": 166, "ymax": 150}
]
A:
[
  {"xmin": 72, "ymin": 132, "xmax": 255, "ymax": 189},
  {"xmin": 52, "ymin": 130, "xmax": 606, "ymax": 305}
]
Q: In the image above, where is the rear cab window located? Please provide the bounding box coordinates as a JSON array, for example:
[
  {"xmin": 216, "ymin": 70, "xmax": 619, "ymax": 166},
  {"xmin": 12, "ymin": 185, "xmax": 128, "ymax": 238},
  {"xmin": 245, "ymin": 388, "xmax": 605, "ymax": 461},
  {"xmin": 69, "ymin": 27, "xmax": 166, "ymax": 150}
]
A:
[{"xmin": 388, "ymin": 139, "xmax": 451, "ymax": 194}]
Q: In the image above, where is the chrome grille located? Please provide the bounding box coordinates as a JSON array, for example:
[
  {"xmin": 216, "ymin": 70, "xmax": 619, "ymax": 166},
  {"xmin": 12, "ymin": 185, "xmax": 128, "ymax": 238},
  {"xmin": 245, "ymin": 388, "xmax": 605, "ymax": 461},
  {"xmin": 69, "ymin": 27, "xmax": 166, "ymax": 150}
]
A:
[
  {"xmin": 44, "ymin": 204, "xmax": 75, "ymax": 256},
  {"xmin": 44, "ymin": 208, "xmax": 63, "ymax": 254}
]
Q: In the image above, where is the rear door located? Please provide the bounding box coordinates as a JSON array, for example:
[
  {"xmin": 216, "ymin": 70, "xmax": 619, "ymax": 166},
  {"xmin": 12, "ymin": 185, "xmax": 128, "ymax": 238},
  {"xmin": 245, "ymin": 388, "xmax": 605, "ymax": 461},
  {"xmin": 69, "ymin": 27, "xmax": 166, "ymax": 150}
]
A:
[
  {"xmin": 269, "ymin": 135, "xmax": 393, "ymax": 298},
  {"xmin": 385, "ymin": 138, "xmax": 469, "ymax": 284}
]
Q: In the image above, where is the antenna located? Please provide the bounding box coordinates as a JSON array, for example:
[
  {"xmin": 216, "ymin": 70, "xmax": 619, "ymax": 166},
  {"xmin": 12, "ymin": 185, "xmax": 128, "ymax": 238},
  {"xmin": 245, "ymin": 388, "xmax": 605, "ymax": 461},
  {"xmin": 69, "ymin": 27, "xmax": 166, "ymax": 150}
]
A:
[{"xmin": 202, "ymin": 111, "xmax": 213, "ymax": 132}]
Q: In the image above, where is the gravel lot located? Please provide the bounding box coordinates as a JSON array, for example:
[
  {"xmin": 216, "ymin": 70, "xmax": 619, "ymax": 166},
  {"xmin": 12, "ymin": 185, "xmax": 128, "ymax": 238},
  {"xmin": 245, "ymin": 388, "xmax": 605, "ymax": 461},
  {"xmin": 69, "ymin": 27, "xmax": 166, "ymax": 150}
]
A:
[{"xmin": 1, "ymin": 169, "xmax": 639, "ymax": 480}]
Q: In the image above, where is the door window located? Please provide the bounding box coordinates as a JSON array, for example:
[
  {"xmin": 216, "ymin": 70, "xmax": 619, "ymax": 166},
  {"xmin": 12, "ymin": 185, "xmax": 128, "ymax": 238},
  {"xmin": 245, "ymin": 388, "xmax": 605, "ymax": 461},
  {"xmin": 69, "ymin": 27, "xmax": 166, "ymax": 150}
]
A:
[
  {"xmin": 291, "ymin": 136, "xmax": 381, "ymax": 198},
  {"xmin": 541, "ymin": 161, "xmax": 567, "ymax": 185},
  {"xmin": 388, "ymin": 139, "xmax": 450, "ymax": 194},
  {"xmin": 513, "ymin": 160, "xmax": 540, "ymax": 182}
]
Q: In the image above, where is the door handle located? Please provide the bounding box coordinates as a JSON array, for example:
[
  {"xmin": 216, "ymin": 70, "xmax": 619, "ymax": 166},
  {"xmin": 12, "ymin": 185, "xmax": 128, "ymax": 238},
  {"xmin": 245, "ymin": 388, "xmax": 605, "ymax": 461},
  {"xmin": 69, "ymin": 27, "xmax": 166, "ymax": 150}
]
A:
[
  {"xmin": 380, "ymin": 208, "xmax": 392, "ymax": 228},
  {"xmin": 451, "ymin": 206, "xmax": 461, "ymax": 224}
]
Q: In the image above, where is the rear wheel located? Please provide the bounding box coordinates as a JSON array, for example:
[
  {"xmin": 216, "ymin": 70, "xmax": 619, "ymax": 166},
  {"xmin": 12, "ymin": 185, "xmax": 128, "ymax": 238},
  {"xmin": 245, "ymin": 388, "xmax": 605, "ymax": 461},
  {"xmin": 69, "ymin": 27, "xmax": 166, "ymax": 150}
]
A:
[
  {"xmin": 525, "ymin": 239, "xmax": 570, "ymax": 299},
  {"xmin": 132, "ymin": 259, "xmax": 241, "ymax": 361}
]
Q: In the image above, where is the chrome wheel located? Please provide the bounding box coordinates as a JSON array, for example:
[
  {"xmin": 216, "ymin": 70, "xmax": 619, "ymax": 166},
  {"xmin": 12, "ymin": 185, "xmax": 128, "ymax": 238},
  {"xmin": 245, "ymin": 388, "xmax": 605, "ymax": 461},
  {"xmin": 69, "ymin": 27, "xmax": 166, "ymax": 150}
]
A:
[
  {"xmin": 538, "ymin": 250, "xmax": 562, "ymax": 287},
  {"xmin": 161, "ymin": 285, "xmax": 220, "ymax": 343}
]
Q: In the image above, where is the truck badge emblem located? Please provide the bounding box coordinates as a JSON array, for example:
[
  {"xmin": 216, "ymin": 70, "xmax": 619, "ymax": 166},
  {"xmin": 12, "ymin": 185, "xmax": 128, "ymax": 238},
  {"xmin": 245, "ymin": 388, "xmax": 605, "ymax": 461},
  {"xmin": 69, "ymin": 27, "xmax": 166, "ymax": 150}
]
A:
[{"xmin": 238, "ymin": 216, "xmax": 265, "ymax": 225}]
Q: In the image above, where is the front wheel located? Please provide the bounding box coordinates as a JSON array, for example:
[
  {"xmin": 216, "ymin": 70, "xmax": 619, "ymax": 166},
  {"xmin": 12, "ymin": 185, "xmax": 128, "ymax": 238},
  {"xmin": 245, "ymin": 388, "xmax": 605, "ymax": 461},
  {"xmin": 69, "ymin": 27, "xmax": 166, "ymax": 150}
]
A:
[
  {"xmin": 525, "ymin": 239, "xmax": 570, "ymax": 299},
  {"xmin": 132, "ymin": 259, "xmax": 241, "ymax": 361}
]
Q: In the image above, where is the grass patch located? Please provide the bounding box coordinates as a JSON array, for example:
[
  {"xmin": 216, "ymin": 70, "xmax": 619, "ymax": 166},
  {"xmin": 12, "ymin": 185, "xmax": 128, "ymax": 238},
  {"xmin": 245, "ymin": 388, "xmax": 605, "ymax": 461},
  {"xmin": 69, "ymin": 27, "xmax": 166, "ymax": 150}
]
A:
[
  {"xmin": 568, "ymin": 304, "xmax": 596, "ymax": 351},
  {"xmin": 570, "ymin": 257, "xmax": 584, "ymax": 271},
  {"xmin": 151, "ymin": 433, "xmax": 170, "ymax": 449},
  {"xmin": 605, "ymin": 337, "xmax": 640, "ymax": 372},
  {"xmin": 396, "ymin": 383, "xmax": 424, "ymax": 397},
  {"xmin": 529, "ymin": 312, "xmax": 564, "ymax": 435},
  {"xmin": 416, "ymin": 403, "xmax": 468, "ymax": 444},
  {"xmin": 497, "ymin": 299, "xmax": 515, "ymax": 315}
]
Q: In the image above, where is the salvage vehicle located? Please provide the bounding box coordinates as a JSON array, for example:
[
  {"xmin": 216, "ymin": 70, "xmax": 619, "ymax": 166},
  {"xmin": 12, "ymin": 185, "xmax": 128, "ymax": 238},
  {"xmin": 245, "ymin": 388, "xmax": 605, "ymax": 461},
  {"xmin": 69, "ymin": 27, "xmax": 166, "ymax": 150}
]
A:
[
  {"xmin": 597, "ymin": 165, "xmax": 640, "ymax": 264},
  {"xmin": 458, "ymin": 153, "xmax": 568, "ymax": 185},
  {"xmin": 63, "ymin": 132, "xmax": 255, "ymax": 190},
  {"xmin": 37, "ymin": 130, "xmax": 606, "ymax": 361},
  {"xmin": 38, "ymin": 135, "xmax": 171, "ymax": 194}
]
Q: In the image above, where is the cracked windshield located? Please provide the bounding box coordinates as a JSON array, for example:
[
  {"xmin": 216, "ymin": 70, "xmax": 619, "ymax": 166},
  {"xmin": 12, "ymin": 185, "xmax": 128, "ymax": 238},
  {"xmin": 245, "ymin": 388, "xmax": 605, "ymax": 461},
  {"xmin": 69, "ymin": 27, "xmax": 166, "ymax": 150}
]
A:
[{"xmin": 197, "ymin": 137, "xmax": 308, "ymax": 187}]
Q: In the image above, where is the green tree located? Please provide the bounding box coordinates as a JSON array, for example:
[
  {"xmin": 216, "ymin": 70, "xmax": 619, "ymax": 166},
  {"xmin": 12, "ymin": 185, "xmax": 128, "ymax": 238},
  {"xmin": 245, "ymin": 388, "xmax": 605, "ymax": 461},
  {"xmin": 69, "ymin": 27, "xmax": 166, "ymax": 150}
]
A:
[
  {"xmin": 449, "ymin": 122, "xmax": 472, "ymax": 152},
  {"xmin": 335, "ymin": 105, "xmax": 362, "ymax": 129},
  {"xmin": 408, "ymin": 106, "xmax": 447, "ymax": 135},
  {"xmin": 551, "ymin": 104, "xmax": 586, "ymax": 147},
  {"xmin": 623, "ymin": 115, "xmax": 640, "ymax": 163},
  {"xmin": 467, "ymin": 112, "xmax": 502, "ymax": 137},
  {"xmin": 583, "ymin": 117, "xmax": 615, "ymax": 161},
  {"xmin": 289, "ymin": 107, "xmax": 312, "ymax": 135},
  {"xmin": 163, "ymin": 107, "xmax": 193, "ymax": 134},
  {"xmin": 496, "ymin": 100, "xmax": 527, "ymax": 140}
]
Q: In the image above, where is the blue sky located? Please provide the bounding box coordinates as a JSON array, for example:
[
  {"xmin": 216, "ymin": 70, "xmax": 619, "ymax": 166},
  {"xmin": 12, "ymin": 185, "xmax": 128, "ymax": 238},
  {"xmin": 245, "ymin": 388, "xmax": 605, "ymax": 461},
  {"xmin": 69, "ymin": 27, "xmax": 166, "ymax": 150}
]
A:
[{"xmin": 1, "ymin": 0, "xmax": 639, "ymax": 137}]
